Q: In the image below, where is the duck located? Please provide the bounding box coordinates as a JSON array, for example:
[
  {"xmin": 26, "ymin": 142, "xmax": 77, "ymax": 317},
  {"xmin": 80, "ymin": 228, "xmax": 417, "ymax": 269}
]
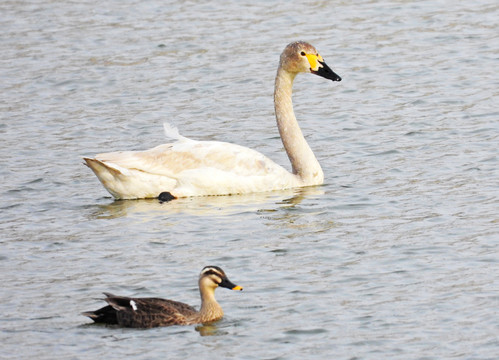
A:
[
  {"xmin": 82, "ymin": 266, "xmax": 242, "ymax": 328},
  {"xmin": 84, "ymin": 41, "xmax": 342, "ymax": 199}
]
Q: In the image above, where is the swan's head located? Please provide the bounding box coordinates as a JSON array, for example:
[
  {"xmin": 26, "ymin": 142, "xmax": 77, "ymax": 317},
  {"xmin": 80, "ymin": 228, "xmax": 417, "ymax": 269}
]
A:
[
  {"xmin": 280, "ymin": 41, "xmax": 341, "ymax": 82},
  {"xmin": 199, "ymin": 266, "xmax": 243, "ymax": 292}
]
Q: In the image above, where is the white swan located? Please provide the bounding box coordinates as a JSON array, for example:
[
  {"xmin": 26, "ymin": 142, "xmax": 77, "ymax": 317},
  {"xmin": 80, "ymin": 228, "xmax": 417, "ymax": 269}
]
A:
[{"xmin": 84, "ymin": 41, "xmax": 341, "ymax": 200}]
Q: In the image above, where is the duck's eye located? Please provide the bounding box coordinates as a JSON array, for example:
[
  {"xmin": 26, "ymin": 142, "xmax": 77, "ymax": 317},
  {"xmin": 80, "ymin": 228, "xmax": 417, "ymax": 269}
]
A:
[{"xmin": 300, "ymin": 51, "xmax": 306, "ymax": 56}]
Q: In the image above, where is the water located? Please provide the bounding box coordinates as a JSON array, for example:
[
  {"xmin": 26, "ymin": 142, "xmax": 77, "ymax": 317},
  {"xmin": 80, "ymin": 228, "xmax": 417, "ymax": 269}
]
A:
[{"xmin": 1, "ymin": 0, "xmax": 498, "ymax": 359}]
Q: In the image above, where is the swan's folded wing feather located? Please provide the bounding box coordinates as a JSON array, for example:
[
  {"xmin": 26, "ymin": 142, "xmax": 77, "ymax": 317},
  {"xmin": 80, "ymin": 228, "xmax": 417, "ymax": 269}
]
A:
[{"xmin": 96, "ymin": 140, "xmax": 289, "ymax": 178}]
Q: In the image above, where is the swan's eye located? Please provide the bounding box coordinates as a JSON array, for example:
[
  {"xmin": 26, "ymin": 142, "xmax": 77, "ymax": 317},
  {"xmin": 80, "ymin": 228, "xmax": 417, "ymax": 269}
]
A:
[{"xmin": 300, "ymin": 51, "xmax": 306, "ymax": 56}]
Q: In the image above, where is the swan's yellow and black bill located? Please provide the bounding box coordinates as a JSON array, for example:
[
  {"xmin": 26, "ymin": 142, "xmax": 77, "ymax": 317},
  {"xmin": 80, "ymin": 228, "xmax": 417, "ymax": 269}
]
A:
[
  {"xmin": 313, "ymin": 60, "xmax": 341, "ymax": 82},
  {"xmin": 307, "ymin": 54, "xmax": 341, "ymax": 82}
]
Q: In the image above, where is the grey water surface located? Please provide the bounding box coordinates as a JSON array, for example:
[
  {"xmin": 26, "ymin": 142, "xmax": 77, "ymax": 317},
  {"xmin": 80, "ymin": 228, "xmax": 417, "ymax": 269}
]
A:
[{"xmin": 1, "ymin": 1, "xmax": 498, "ymax": 359}]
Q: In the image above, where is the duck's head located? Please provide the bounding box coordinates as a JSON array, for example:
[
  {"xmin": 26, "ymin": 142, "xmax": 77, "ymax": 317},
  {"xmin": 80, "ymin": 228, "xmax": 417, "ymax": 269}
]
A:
[
  {"xmin": 280, "ymin": 41, "xmax": 341, "ymax": 82},
  {"xmin": 199, "ymin": 266, "xmax": 243, "ymax": 291}
]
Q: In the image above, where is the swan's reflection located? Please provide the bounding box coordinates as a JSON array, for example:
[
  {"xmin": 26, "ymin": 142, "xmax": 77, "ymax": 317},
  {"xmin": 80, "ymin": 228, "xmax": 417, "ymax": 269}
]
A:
[{"xmin": 88, "ymin": 186, "xmax": 324, "ymax": 220}]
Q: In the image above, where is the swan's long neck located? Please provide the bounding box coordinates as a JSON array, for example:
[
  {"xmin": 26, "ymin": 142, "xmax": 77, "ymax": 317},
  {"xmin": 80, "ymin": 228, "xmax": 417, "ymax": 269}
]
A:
[
  {"xmin": 274, "ymin": 68, "xmax": 324, "ymax": 185},
  {"xmin": 197, "ymin": 285, "xmax": 223, "ymax": 323}
]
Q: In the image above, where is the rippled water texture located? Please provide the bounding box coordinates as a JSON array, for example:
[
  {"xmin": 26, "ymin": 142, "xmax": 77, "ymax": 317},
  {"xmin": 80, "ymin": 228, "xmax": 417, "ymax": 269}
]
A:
[{"xmin": 1, "ymin": 1, "xmax": 498, "ymax": 359}]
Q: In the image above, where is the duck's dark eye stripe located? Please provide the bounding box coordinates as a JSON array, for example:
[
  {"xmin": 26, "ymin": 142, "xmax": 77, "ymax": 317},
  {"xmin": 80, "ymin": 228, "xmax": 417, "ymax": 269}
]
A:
[{"xmin": 202, "ymin": 269, "xmax": 223, "ymax": 278}]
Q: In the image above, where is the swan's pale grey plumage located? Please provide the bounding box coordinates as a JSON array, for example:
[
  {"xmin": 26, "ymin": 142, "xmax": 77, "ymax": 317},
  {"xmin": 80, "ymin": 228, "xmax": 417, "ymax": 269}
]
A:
[{"xmin": 84, "ymin": 41, "xmax": 341, "ymax": 199}]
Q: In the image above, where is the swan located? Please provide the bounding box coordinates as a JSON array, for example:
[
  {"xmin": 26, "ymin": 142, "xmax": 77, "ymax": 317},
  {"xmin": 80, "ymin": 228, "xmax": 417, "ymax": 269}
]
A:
[
  {"xmin": 84, "ymin": 41, "xmax": 341, "ymax": 199},
  {"xmin": 82, "ymin": 266, "xmax": 242, "ymax": 328}
]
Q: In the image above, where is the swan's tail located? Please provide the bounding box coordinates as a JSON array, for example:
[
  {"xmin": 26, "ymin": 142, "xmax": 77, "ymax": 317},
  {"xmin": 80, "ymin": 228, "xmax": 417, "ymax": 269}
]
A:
[
  {"xmin": 84, "ymin": 157, "xmax": 129, "ymax": 177},
  {"xmin": 83, "ymin": 157, "xmax": 131, "ymax": 199},
  {"xmin": 83, "ymin": 157, "xmax": 177, "ymax": 199}
]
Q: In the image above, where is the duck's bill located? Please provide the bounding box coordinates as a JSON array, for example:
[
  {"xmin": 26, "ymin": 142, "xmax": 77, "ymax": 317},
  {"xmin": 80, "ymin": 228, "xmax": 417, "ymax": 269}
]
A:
[
  {"xmin": 312, "ymin": 61, "xmax": 342, "ymax": 82},
  {"xmin": 220, "ymin": 278, "xmax": 243, "ymax": 291}
]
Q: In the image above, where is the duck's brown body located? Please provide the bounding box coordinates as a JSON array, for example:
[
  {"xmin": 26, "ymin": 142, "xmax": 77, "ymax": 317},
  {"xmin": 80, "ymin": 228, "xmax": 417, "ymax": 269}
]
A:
[
  {"xmin": 82, "ymin": 266, "xmax": 242, "ymax": 328},
  {"xmin": 83, "ymin": 293, "xmax": 198, "ymax": 328}
]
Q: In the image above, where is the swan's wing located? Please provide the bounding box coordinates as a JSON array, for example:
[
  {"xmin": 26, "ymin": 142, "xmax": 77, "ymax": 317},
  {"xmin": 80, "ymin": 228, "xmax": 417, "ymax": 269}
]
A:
[
  {"xmin": 95, "ymin": 140, "xmax": 289, "ymax": 179},
  {"xmin": 162, "ymin": 122, "xmax": 188, "ymax": 141},
  {"xmin": 91, "ymin": 138, "xmax": 298, "ymax": 197}
]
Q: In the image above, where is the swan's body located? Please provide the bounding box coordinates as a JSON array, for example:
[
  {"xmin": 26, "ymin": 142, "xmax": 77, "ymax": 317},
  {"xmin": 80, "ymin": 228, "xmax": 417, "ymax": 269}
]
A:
[
  {"xmin": 82, "ymin": 266, "xmax": 242, "ymax": 328},
  {"xmin": 84, "ymin": 41, "xmax": 341, "ymax": 199}
]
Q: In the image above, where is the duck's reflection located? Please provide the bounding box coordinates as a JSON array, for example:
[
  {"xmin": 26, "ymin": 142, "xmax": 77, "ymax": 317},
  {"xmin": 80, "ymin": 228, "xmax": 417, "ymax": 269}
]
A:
[{"xmin": 195, "ymin": 323, "xmax": 227, "ymax": 336}]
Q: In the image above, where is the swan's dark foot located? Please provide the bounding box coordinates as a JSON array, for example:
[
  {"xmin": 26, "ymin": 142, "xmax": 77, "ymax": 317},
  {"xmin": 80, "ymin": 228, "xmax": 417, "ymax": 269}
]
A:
[{"xmin": 158, "ymin": 192, "xmax": 176, "ymax": 202}]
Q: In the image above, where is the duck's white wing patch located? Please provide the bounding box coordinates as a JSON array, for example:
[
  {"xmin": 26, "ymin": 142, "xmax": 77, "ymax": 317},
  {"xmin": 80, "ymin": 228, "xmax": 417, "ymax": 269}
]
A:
[{"xmin": 130, "ymin": 300, "xmax": 138, "ymax": 311}]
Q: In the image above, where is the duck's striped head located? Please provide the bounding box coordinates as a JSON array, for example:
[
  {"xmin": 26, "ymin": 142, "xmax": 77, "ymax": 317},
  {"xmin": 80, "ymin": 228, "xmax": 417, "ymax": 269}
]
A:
[{"xmin": 200, "ymin": 266, "xmax": 243, "ymax": 291}]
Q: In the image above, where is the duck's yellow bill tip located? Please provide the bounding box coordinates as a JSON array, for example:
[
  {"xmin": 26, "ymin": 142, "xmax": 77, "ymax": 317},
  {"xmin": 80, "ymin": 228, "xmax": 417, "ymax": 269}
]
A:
[{"xmin": 232, "ymin": 285, "xmax": 243, "ymax": 291}]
